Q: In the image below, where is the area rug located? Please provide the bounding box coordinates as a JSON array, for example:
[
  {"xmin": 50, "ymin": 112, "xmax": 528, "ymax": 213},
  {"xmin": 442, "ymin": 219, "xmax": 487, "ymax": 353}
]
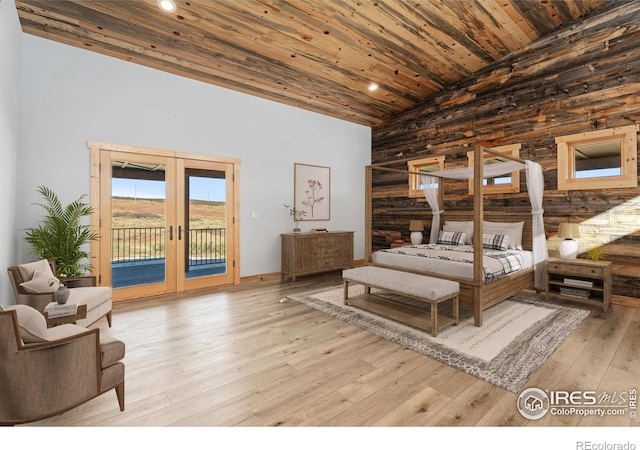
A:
[{"xmin": 286, "ymin": 285, "xmax": 589, "ymax": 393}]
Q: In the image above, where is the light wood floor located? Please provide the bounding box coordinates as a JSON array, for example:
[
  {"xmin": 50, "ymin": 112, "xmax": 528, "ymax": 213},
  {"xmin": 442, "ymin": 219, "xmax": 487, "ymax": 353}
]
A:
[{"xmin": 26, "ymin": 272, "xmax": 640, "ymax": 427}]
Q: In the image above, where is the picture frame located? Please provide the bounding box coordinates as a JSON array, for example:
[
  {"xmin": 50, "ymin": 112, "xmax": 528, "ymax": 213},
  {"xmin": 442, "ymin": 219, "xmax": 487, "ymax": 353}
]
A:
[{"xmin": 294, "ymin": 163, "xmax": 330, "ymax": 221}]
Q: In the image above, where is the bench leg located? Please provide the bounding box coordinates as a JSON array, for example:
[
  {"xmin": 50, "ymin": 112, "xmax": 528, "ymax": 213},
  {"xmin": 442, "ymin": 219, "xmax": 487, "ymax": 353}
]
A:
[
  {"xmin": 431, "ymin": 303, "xmax": 438, "ymax": 337},
  {"xmin": 343, "ymin": 280, "xmax": 349, "ymax": 305},
  {"xmin": 453, "ymin": 295, "xmax": 459, "ymax": 326}
]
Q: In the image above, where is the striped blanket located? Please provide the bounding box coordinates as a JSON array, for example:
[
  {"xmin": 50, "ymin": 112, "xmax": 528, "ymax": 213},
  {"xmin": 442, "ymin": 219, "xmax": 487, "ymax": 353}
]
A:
[{"xmin": 377, "ymin": 244, "xmax": 524, "ymax": 282}]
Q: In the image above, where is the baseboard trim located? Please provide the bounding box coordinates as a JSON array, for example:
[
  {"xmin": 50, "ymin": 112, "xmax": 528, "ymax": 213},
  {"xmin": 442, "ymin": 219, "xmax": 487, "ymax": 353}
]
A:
[{"xmin": 612, "ymin": 295, "xmax": 640, "ymax": 309}]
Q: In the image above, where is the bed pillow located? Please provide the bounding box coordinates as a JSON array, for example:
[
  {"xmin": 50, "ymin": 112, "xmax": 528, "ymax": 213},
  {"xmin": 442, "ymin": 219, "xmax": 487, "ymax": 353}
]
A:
[
  {"xmin": 483, "ymin": 221, "xmax": 524, "ymax": 250},
  {"xmin": 482, "ymin": 233, "xmax": 511, "ymax": 251},
  {"xmin": 437, "ymin": 231, "xmax": 467, "ymax": 246},
  {"xmin": 443, "ymin": 221, "xmax": 473, "ymax": 245}
]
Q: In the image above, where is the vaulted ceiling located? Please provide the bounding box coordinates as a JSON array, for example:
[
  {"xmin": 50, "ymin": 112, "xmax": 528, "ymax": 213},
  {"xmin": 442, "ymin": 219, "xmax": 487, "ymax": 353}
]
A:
[{"xmin": 16, "ymin": 0, "xmax": 611, "ymax": 127}]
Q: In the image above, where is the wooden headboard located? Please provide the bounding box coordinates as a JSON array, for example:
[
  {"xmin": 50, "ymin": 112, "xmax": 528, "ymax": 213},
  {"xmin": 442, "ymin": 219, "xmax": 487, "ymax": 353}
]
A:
[{"xmin": 441, "ymin": 210, "xmax": 534, "ymax": 251}]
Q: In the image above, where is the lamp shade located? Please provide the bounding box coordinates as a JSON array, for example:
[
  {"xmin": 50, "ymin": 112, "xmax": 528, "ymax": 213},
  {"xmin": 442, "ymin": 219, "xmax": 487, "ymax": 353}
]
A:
[
  {"xmin": 409, "ymin": 220, "xmax": 424, "ymax": 232},
  {"xmin": 557, "ymin": 223, "xmax": 581, "ymax": 239}
]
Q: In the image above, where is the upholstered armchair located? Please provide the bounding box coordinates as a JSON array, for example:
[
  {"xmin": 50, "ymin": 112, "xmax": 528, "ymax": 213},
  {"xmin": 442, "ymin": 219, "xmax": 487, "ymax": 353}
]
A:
[
  {"xmin": 0, "ymin": 304, "xmax": 125, "ymax": 425},
  {"xmin": 7, "ymin": 259, "xmax": 112, "ymax": 328}
]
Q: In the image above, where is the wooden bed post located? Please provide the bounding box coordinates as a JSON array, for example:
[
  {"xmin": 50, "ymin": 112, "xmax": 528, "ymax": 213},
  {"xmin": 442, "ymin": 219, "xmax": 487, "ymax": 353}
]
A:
[{"xmin": 473, "ymin": 146, "xmax": 484, "ymax": 326}]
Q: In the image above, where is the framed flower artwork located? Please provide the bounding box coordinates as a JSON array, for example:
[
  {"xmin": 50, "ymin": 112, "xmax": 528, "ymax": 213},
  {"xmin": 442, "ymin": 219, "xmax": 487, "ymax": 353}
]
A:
[{"xmin": 294, "ymin": 163, "xmax": 330, "ymax": 221}]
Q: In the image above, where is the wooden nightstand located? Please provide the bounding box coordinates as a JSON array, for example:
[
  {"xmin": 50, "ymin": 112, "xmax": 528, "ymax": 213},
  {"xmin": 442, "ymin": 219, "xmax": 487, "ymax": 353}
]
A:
[{"xmin": 545, "ymin": 257, "xmax": 612, "ymax": 312}]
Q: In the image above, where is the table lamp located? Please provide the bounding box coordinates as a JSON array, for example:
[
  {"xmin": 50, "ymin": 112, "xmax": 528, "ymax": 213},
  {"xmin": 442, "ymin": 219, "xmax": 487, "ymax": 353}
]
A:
[
  {"xmin": 409, "ymin": 220, "xmax": 424, "ymax": 245},
  {"xmin": 557, "ymin": 222, "xmax": 581, "ymax": 260}
]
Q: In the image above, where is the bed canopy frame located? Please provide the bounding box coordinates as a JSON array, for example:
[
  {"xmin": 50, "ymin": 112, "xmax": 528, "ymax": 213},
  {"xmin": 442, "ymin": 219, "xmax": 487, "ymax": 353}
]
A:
[{"xmin": 365, "ymin": 145, "xmax": 548, "ymax": 326}]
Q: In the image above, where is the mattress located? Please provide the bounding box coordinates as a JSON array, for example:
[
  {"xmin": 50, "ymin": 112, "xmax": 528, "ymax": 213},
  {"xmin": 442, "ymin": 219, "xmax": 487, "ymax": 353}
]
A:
[{"xmin": 371, "ymin": 244, "xmax": 533, "ymax": 282}]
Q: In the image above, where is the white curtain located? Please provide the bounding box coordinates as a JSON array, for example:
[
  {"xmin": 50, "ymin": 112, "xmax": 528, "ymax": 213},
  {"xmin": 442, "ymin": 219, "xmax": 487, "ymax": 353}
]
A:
[
  {"xmin": 420, "ymin": 174, "xmax": 442, "ymax": 243},
  {"xmin": 525, "ymin": 160, "xmax": 548, "ymax": 289}
]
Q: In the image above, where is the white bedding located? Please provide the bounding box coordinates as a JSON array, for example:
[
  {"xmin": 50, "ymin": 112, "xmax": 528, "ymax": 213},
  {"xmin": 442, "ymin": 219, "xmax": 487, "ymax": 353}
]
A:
[{"xmin": 371, "ymin": 244, "xmax": 533, "ymax": 282}]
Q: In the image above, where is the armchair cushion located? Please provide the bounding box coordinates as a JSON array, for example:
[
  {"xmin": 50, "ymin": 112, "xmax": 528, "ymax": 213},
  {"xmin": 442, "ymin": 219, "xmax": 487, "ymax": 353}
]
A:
[
  {"xmin": 17, "ymin": 259, "xmax": 55, "ymax": 282},
  {"xmin": 69, "ymin": 286, "xmax": 112, "ymax": 309},
  {"xmin": 3, "ymin": 304, "xmax": 48, "ymax": 343},
  {"xmin": 100, "ymin": 334, "xmax": 126, "ymax": 368},
  {"xmin": 19, "ymin": 269, "xmax": 59, "ymax": 293},
  {"xmin": 45, "ymin": 323, "xmax": 92, "ymax": 341}
]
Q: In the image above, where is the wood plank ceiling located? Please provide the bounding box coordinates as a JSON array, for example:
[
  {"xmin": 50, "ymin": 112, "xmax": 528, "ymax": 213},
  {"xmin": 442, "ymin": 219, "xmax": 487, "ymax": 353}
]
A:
[{"xmin": 16, "ymin": 0, "xmax": 610, "ymax": 127}]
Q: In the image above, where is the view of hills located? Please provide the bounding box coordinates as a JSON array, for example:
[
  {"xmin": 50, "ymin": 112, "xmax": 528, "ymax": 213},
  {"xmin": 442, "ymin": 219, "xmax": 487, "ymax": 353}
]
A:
[{"xmin": 111, "ymin": 196, "xmax": 226, "ymax": 229}]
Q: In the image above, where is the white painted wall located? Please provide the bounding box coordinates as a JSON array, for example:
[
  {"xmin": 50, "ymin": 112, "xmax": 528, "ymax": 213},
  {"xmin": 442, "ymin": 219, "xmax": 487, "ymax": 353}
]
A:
[
  {"xmin": 0, "ymin": 0, "xmax": 21, "ymax": 305},
  {"xmin": 18, "ymin": 34, "xmax": 371, "ymax": 281}
]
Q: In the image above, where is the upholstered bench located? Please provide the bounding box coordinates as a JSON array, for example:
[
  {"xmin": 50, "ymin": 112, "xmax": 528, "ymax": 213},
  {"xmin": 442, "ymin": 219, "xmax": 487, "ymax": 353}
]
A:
[{"xmin": 342, "ymin": 266, "xmax": 460, "ymax": 337}]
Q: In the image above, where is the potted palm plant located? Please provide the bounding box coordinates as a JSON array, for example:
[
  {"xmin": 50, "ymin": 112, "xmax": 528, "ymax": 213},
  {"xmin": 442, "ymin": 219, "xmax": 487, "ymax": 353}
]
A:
[{"xmin": 24, "ymin": 186, "xmax": 99, "ymax": 280}]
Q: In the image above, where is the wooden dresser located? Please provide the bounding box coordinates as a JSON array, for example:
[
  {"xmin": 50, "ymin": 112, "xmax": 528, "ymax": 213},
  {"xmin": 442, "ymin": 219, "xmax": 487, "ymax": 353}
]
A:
[{"xmin": 281, "ymin": 231, "xmax": 354, "ymax": 281}]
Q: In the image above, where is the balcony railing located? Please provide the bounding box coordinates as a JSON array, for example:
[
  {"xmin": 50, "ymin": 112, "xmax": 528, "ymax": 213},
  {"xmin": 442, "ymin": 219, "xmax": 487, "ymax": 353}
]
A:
[
  {"xmin": 111, "ymin": 227, "xmax": 226, "ymax": 264},
  {"xmin": 112, "ymin": 227, "xmax": 165, "ymax": 263},
  {"xmin": 189, "ymin": 227, "xmax": 226, "ymax": 265}
]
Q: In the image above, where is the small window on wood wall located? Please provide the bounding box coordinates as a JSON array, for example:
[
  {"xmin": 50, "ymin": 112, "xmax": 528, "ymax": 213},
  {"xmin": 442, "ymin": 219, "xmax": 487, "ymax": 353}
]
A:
[
  {"xmin": 408, "ymin": 156, "xmax": 445, "ymax": 198},
  {"xmin": 556, "ymin": 125, "xmax": 638, "ymax": 191},
  {"xmin": 467, "ymin": 144, "xmax": 521, "ymax": 195}
]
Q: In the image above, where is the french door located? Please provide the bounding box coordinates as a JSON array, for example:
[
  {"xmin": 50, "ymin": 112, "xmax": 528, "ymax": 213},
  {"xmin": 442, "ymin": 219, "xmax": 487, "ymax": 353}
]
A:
[{"xmin": 89, "ymin": 142, "xmax": 239, "ymax": 301}]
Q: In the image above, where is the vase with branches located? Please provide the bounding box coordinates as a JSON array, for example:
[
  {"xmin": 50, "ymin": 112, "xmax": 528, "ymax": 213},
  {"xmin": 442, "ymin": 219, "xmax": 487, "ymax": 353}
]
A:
[
  {"xmin": 284, "ymin": 204, "xmax": 307, "ymax": 232},
  {"xmin": 24, "ymin": 186, "xmax": 99, "ymax": 278}
]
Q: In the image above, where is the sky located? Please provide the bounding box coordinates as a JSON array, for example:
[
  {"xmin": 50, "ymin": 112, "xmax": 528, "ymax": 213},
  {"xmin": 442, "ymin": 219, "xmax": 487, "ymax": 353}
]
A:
[{"xmin": 112, "ymin": 176, "xmax": 226, "ymax": 201}]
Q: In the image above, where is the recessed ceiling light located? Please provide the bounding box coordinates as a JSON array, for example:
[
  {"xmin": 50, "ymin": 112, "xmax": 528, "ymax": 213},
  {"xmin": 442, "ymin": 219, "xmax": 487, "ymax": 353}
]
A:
[
  {"xmin": 157, "ymin": 0, "xmax": 177, "ymax": 13},
  {"xmin": 368, "ymin": 83, "xmax": 379, "ymax": 92}
]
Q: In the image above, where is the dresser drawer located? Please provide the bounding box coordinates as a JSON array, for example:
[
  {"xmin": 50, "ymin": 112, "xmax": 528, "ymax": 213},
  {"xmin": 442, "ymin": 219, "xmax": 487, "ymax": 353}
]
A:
[
  {"xmin": 316, "ymin": 257, "xmax": 338, "ymax": 270},
  {"xmin": 314, "ymin": 236, "xmax": 336, "ymax": 248},
  {"xmin": 547, "ymin": 262, "xmax": 605, "ymax": 278},
  {"xmin": 316, "ymin": 246, "xmax": 337, "ymax": 258}
]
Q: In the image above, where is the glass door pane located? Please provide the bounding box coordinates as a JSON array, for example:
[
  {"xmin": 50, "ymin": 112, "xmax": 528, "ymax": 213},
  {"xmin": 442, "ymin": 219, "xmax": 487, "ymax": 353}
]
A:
[
  {"xmin": 178, "ymin": 160, "xmax": 234, "ymax": 290},
  {"xmin": 184, "ymin": 168, "xmax": 227, "ymax": 279},
  {"xmin": 111, "ymin": 160, "xmax": 167, "ymax": 287},
  {"xmin": 102, "ymin": 151, "xmax": 177, "ymax": 300}
]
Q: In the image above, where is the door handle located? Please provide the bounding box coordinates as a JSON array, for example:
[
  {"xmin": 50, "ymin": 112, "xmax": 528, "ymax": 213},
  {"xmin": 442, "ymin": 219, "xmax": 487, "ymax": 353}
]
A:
[
  {"xmin": 169, "ymin": 225, "xmax": 173, "ymax": 241},
  {"xmin": 178, "ymin": 226, "xmax": 183, "ymax": 241}
]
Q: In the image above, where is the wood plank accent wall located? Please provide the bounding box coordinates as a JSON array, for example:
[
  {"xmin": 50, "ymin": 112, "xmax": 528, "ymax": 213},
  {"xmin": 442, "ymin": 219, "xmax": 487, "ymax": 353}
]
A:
[{"xmin": 370, "ymin": 2, "xmax": 640, "ymax": 297}]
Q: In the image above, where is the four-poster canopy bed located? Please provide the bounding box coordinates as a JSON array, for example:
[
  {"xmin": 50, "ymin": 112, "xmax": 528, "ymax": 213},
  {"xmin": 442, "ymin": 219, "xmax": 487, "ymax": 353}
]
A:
[{"xmin": 364, "ymin": 145, "xmax": 548, "ymax": 327}]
